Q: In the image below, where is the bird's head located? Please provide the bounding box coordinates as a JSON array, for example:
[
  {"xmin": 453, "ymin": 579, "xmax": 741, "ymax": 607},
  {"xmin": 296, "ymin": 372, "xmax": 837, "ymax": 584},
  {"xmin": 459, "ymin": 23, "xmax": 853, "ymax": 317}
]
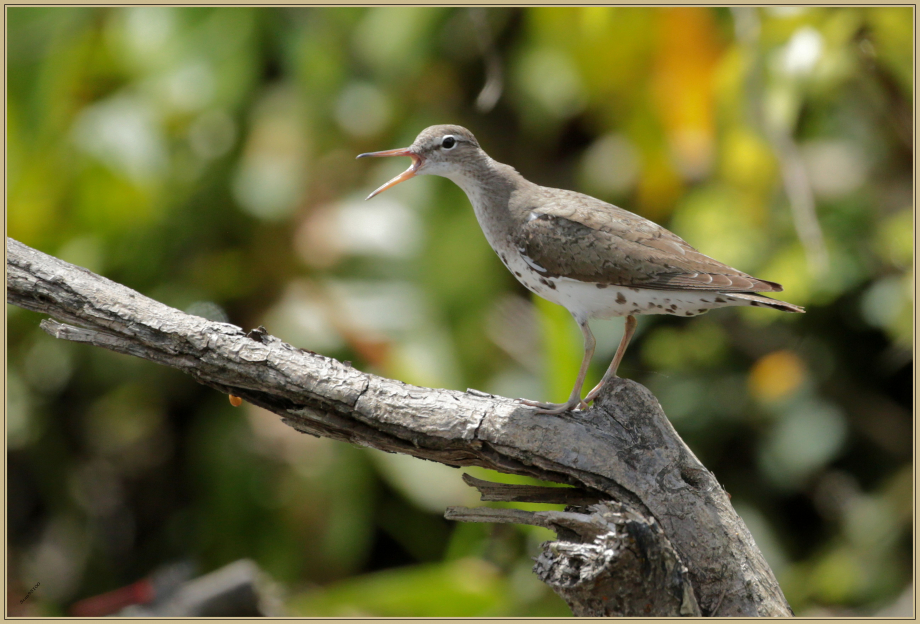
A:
[{"xmin": 357, "ymin": 125, "xmax": 482, "ymax": 199}]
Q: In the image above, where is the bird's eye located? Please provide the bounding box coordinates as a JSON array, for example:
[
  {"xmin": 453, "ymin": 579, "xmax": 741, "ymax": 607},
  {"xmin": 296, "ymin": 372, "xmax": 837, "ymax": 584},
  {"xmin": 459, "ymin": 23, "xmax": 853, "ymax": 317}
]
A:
[{"xmin": 441, "ymin": 135, "xmax": 457, "ymax": 150}]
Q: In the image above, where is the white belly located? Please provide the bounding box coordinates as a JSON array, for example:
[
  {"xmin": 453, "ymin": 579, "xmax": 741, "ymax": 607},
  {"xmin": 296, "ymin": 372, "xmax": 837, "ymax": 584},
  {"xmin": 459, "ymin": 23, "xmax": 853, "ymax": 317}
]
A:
[{"xmin": 496, "ymin": 248, "xmax": 746, "ymax": 323}]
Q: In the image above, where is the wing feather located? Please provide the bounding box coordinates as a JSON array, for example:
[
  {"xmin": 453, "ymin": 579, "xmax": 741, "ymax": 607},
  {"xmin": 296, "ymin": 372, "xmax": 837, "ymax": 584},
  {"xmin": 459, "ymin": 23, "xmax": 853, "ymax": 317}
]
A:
[{"xmin": 512, "ymin": 190, "xmax": 782, "ymax": 293}]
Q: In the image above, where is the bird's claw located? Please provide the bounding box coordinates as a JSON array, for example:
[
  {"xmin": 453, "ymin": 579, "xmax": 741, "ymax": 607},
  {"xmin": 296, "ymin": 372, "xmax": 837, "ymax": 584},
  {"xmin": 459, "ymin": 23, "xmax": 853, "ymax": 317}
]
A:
[
  {"xmin": 516, "ymin": 398, "xmax": 554, "ymax": 409},
  {"xmin": 517, "ymin": 397, "xmax": 583, "ymax": 415}
]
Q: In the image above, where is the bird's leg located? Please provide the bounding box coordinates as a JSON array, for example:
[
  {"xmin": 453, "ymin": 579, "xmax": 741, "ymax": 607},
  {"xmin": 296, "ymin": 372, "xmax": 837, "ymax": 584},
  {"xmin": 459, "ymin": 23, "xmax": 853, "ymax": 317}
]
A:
[
  {"xmin": 581, "ymin": 315, "xmax": 637, "ymax": 405},
  {"xmin": 519, "ymin": 317, "xmax": 595, "ymax": 415}
]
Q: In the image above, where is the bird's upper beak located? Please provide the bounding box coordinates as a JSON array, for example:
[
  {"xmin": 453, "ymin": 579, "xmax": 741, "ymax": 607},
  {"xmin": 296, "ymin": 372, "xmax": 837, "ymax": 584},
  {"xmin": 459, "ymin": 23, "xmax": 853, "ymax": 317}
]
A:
[{"xmin": 356, "ymin": 147, "xmax": 423, "ymax": 200}]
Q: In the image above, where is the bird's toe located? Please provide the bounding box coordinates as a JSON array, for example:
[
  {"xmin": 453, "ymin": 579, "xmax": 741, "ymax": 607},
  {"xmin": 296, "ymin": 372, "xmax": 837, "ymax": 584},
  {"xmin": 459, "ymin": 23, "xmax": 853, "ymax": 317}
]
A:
[{"xmin": 517, "ymin": 397, "xmax": 582, "ymax": 415}]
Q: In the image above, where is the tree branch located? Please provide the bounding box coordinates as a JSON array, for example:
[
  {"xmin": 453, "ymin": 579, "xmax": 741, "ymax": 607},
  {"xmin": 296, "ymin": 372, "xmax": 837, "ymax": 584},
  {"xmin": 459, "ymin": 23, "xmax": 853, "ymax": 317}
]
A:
[
  {"xmin": 6, "ymin": 237, "xmax": 792, "ymax": 617},
  {"xmin": 448, "ymin": 482, "xmax": 702, "ymax": 617}
]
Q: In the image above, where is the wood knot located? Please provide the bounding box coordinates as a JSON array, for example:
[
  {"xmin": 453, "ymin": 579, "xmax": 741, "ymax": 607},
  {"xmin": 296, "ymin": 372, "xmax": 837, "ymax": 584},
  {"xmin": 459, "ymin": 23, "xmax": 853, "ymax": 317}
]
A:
[{"xmin": 247, "ymin": 326, "xmax": 269, "ymax": 343}]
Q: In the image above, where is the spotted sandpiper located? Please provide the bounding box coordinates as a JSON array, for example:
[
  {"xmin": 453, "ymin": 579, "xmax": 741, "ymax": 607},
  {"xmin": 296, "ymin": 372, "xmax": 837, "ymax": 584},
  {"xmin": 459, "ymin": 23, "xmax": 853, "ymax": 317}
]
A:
[{"xmin": 358, "ymin": 125, "xmax": 804, "ymax": 414}]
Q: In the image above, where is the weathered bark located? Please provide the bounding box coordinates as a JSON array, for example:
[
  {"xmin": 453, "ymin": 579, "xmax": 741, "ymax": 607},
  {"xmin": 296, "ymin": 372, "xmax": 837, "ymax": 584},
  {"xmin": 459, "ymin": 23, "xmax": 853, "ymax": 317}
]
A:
[
  {"xmin": 6, "ymin": 237, "xmax": 792, "ymax": 617},
  {"xmin": 447, "ymin": 476, "xmax": 701, "ymax": 617}
]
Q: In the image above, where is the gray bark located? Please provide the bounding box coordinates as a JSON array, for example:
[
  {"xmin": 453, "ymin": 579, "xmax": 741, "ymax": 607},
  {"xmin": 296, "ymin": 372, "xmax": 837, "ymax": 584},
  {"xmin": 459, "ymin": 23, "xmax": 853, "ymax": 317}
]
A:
[
  {"xmin": 6, "ymin": 237, "xmax": 792, "ymax": 617},
  {"xmin": 446, "ymin": 476, "xmax": 701, "ymax": 617}
]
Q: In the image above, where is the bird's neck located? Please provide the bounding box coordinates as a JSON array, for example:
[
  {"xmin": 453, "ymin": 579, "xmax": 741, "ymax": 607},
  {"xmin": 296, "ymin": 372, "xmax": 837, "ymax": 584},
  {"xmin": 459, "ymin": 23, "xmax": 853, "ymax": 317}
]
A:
[{"xmin": 439, "ymin": 156, "xmax": 534, "ymax": 250}]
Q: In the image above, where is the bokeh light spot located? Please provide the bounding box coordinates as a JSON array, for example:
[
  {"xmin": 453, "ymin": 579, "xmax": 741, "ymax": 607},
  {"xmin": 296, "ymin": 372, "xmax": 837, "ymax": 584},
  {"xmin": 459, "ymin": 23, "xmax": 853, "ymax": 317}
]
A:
[{"xmin": 749, "ymin": 350, "xmax": 806, "ymax": 403}]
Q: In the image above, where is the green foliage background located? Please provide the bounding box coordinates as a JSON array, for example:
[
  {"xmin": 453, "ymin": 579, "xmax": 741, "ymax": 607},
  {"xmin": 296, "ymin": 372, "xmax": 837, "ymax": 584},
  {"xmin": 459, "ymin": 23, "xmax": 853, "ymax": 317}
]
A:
[{"xmin": 7, "ymin": 7, "xmax": 913, "ymax": 616}]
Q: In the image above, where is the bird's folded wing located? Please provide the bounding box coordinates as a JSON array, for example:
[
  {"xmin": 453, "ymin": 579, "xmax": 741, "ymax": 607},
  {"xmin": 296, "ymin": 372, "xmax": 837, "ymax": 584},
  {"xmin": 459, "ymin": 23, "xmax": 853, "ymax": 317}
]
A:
[{"xmin": 514, "ymin": 197, "xmax": 782, "ymax": 293}]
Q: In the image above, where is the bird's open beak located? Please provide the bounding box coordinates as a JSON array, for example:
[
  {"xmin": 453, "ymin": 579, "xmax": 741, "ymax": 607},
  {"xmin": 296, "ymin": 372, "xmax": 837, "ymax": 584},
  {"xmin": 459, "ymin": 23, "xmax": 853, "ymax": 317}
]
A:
[{"xmin": 356, "ymin": 148, "xmax": 423, "ymax": 200}]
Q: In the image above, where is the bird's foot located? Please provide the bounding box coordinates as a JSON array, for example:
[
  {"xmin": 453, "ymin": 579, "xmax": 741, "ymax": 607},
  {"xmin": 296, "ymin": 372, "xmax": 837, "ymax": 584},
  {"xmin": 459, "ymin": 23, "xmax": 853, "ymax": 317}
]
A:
[
  {"xmin": 517, "ymin": 397, "xmax": 583, "ymax": 415},
  {"xmin": 582, "ymin": 376, "xmax": 617, "ymax": 405}
]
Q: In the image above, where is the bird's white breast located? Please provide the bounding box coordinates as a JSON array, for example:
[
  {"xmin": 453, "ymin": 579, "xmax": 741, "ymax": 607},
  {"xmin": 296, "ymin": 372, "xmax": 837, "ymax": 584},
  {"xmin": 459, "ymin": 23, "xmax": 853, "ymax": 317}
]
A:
[{"xmin": 497, "ymin": 248, "xmax": 749, "ymax": 323}]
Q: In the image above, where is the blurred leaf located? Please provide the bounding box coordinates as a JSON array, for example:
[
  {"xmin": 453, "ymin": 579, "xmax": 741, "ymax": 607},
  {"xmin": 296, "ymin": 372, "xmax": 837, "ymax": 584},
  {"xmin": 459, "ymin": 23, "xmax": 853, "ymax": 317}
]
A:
[
  {"xmin": 865, "ymin": 7, "xmax": 913, "ymax": 96},
  {"xmin": 651, "ymin": 8, "xmax": 723, "ymax": 179},
  {"xmin": 642, "ymin": 318, "xmax": 729, "ymax": 372},
  {"xmin": 757, "ymin": 397, "xmax": 847, "ymax": 488},
  {"xmin": 811, "ymin": 547, "xmax": 861, "ymax": 604},
  {"xmin": 534, "ymin": 297, "xmax": 583, "ymax": 404},
  {"xmin": 351, "ymin": 8, "xmax": 445, "ymax": 83},
  {"xmin": 370, "ymin": 451, "xmax": 480, "ymax": 514},
  {"xmin": 289, "ymin": 558, "xmax": 512, "ymax": 616},
  {"xmin": 719, "ymin": 127, "xmax": 778, "ymax": 195},
  {"xmin": 670, "ymin": 183, "xmax": 768, "ymax": 271},
  {"xmin": 873, "ymin": 208, "xmax": 913, "ymax": 269}
]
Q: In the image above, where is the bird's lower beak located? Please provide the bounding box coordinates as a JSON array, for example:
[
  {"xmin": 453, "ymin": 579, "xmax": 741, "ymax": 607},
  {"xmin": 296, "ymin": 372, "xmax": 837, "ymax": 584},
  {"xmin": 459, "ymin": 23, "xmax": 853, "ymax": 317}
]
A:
[{"xmin": 356, "ymin": 148, "xmax": 423, "ymax": 200}]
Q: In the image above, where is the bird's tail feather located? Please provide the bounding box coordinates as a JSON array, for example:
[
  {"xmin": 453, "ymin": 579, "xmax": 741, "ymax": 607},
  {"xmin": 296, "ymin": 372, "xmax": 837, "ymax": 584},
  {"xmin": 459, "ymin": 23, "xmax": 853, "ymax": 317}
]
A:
[{"xmin": 730, "ymin": 292, "xmax": 805, "ymax": 313}]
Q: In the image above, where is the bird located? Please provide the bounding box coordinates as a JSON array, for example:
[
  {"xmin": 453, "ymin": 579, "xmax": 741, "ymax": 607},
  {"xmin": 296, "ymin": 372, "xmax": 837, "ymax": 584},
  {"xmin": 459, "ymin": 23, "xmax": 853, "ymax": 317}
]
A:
[{"xmin": 357, "ymin": 125, "xmax": 804, "ymax": 414}]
